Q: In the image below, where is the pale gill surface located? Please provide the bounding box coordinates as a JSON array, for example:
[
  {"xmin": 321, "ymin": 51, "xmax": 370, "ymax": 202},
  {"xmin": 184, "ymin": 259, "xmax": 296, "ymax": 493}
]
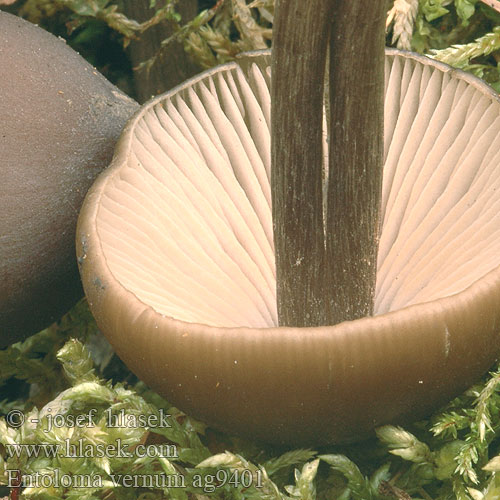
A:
[{"xmin": 96, "ymin": 55, "xmax": 500, "ymax": 327}]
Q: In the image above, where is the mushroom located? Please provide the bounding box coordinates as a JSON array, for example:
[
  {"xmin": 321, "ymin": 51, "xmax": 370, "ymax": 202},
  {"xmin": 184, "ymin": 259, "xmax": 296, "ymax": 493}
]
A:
[
  {"xmin": 76, "ymin": 49, "xmax": 500, "ymax": 445},
  {"xmin": 0, "ymin": 11, "xmax": 138, "ymax": 347}
]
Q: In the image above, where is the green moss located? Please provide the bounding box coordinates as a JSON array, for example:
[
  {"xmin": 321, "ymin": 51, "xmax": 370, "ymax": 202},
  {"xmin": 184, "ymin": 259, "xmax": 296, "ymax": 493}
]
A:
[{"xmin": 1, "ymin": 299, "xmax": 500, "ymax": 499}]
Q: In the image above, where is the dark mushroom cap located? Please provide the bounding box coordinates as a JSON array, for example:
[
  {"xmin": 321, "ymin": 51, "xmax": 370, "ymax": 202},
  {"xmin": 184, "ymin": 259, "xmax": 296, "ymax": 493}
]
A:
[
  {"xmin": 77, "ymin": 50, "xmax": 500, "ymax": 445},
  {"xmin": 0, "ymin": 11, "xmax": 138, "ymax": 346}
]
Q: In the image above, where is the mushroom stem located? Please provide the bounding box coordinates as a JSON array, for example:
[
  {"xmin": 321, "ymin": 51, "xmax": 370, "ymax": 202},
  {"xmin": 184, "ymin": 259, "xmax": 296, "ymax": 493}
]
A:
[
  {"xmin": 271, "ymin": 0, "xmax": 330, "ymax": 327},
  {"xmin": 271, "ymin": 0, "xmax": 385, "ymax": 327},
  {"xmin": 325, "ymin": 2, "xmax": 386, "ymax": 323}
]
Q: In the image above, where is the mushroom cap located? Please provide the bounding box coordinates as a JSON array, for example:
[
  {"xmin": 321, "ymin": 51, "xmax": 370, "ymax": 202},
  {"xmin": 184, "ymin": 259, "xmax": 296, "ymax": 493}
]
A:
[
  {"xmin": 0, "ymin": 11, "xmax": 138, "ymax": 346},
  {"xmin": 77, "ymin": 50, "xmax": 500, "ymax": 445}
]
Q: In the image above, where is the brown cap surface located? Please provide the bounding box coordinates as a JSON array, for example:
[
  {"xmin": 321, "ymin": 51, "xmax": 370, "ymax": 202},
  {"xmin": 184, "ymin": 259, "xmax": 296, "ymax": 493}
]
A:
[
  {"xmin": 0, "ymin": 11, "xmax": 138, "ymax": 346},
  {"xmin": 77, "ymin": 50, "xmax": 500, "ymax": 445}
]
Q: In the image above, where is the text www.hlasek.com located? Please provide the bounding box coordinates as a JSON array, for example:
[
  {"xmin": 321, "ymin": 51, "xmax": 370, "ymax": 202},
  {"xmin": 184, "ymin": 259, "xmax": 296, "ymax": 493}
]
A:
[{"xmin": 5, "ymin": 438, "xmax": 178, "ymax": 459}]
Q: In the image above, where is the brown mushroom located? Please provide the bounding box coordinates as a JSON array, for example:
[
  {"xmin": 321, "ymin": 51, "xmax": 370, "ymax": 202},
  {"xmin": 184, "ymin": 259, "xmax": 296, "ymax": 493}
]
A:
[
  {"xmin": 76, "ymin": 50, "xmax": 500, "ymax": 445},
  {"xmin": 0, "ymin": 11, "xmax": 138, "ymax": 346}
]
